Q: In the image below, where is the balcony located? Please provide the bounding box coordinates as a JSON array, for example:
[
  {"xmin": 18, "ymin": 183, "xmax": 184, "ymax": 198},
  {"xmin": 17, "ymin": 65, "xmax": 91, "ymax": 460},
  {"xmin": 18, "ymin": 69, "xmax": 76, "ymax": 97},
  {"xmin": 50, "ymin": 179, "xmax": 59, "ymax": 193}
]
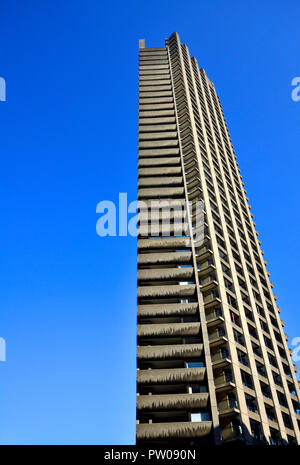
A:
[
  {"xmin": 136, "ymin": 420, "xmax": 212, "ymax": 440},
  {"xmin": 138, "ymin": 148, "xmax": 180, "ymax": 159},
  {"xmin": 138, "ymin": 251, "xmax": 192, "ymax": 265},
  {"xmin": 204, "ymin": 296, "xmax": 222, "ymax": 310},
  {"xmin": 198, "ymin": 263, "xmax": 216, "ymax": 277},
  {"xmin": 221, "ymin": 425, "xmax": 243, "ymax": 443},
  {"xmin": 138, "ymin": 186, "xmax": 185, "ymax": 199},
  {"xmin": 138, "ymin": 156, "xmax": 181, "ymax": 168},
  {"xmin": 137, "ymin": 343, "xmax": 203, "ymax": 360},
  {"xmin": 138, "ymin": 223, "xmax": 190, "ymax": 237},
  {"xmin": 215, "ymin": 373, "xmax": 235, "ymax": 393},
  {"xmin": 138, "ymin": 237, "xmax": 190, "ymax": 250},
  {"xmin": 137, "ymin": 392, "xmax": 209, "ymax": 411},
  {"xmin": 137, "ymin": 284, "xmax": 195, "ymax": 299},
  {"xmin": 196, "ymin": 248, "xmax": 213, "ymax": 262},
  {"xmin": 200, "ymin": 280, "xmax": 218, "ymax": 293},
  {"xmin": 218, "ymin": 399, "xmax": 239, "ymax": 417},
  {"xmin": 138, "ymin": 176, "xmax": 183, "ymax": 188},
  {"xmin": 137, "ymin": 322, "xmax": 200, "ymax": 337},
  {"xmin": 208, "ymin": 328, "xmax": 227, "ymax": 348},
  {"xmin": 206, "ymin": 314, "xmax": 224, "ymax": 329},
  {"xmin": 212, "ymin": 352, "xmax": 231, "ymax": 369},
  {"xmin": 138, "ymin": 302, "xmax": 198, "ymax": 318},
  {"xmin": 138, "ymin": 267, "xmax": 194, "ymax": 282},
  {"xmin": 137, "ymin": 367, "xmax": 206, "ymax": 385}
]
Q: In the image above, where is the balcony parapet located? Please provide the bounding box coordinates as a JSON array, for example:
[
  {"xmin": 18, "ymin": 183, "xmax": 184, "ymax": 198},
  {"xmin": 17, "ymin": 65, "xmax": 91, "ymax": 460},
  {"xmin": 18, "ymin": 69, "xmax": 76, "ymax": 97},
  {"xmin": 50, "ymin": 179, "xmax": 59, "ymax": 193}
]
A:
[
  {"xmin": 138, "ymin": 267, "xmax": 194, "ymax": 282},
  {"xmin": 137, "ymin": 343, "xmax": 203, "ymax": 360},
  {"xmin": 137, "ymin": 367, "xmax": 206, "ymax": 384},
  {"xmin": 136, "ymin": 421, "xmax": 212, "ymax": 440},
  {"xmin": 138, "ymin": 302, "xmax": 198, "ymax": 317},
  {"xmin": 138, "ymin": 237, "xmax": 189, "ymax": 249},
  {"xmin": 138, "ymin": 187, "xmax": 184, "ymax": 198},
  {"xmin": 138, "ymin": 157, "xmax": 181, "ymax": 167},
  {"xmin": 138, "ymin": 176, "xmax": 183, "ymax": 187},
  {"xmin": 137, "ymin": 322, "xmax": 200, "ymax": 337},
  {"xmin": 137, "ymin": 284, "xmax": 195, "ymax": 298},
  {"xmin": 137, "ymin": 392, "xmax": 209, "ymax": 411},
  {"xmin": 138, "ymin": 251, "xmax": 192, "ymax": 265}
]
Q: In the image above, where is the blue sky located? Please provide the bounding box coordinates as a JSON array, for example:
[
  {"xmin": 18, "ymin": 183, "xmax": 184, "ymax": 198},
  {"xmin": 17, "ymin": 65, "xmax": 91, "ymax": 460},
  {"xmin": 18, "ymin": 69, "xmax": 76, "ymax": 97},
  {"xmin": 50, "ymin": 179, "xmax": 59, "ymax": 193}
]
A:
[{"xmin": 0, "ymin": 0, "xmax": 299, "ymax": 445}]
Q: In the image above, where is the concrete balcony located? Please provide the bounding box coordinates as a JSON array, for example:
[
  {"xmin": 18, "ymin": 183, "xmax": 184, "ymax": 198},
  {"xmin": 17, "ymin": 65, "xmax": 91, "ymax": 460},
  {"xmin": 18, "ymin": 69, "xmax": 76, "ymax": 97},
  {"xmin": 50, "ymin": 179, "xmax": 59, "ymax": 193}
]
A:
[
  {"xmin": 138, "ymin": 198, "xmax": 185, "ymax": 211},
  {"xmin": 200, "ymin": 280, "xmax": 218, "ymax": 293},
  {"xmin": 218, "ymin": 399, "xmax": 239, "ymax": 418},
  {"xmin": 138, "ymin": 117, "xmax": 176, "ymax": 125},
  {"xmin": 137, "ymin": 251, "xmax": 192, "ymax": 265},
  {"xmin": 139, "ymin": 49, "xmax": 167, "ymax": 56},
  {"xmin": 139, "ymin": 132, "xmax": 177, "ymax": 143},
  {"xmin": 137, "ymin": 343, "xmax": 203, "ymax": 360},
  {"xmin": 138, "ymin": 176, "xmax": 183, "ymax": 187},
  {"xmin": 138, "ymin": 222, "xmax": 188, "ymax": 236},
  {"xmin": 198, "ymin": 264, "xmax": 216, "ymax": 277},
  {"xmin": 137, "ymin": 367, "xmax": 206, "ymax": 385},
  {"xmin": 138, "ymin": 237, "xmax": 189, "ymax": 249},
  {"xmin": 137, "ymin": 302, "xmax": 198, "ymax": 318},
  {"xmin": 138, "ymin": 122, "xmax": 177, "ymax": 131},
  {"xmin": 184, "ymin": 165, "xmax": 199, "ymax": 178},
  {"xmin": 138, "ymin": 186, "xmax": 185, "ymax": 198},
  {"xmin": 187, "ymin": 187, "xmax": 202, "ymax": 201},
  {"xmin": 139, "ymin": 90, "xmax": 173, "ymax": 98},
  {"xmin": 206, "ymin": 315, "xmax": 224, "ymax": 329},
  {"xmin": 136, "ymin": 421, "xmax": 212, "ymax": 440},
  {"xmin": 139, "ymin": 81, "xmax": 172, "ymax": 89},
  {"xmin": 196, "ymin": 248, "xmax": 213, "ymax": 262},
  {"xmin": 138, "ymin": 267, "xmax": 194, "ymax": 282},
  {"xmin": 138, "ymin": 147, "xmax": 179, "ymax": 157},
  {"xmin": 212, "ymin": 355, "xmax": 231, "ymax": 369},
  {"xmin": 139, "ymin": 89, "xmax": 172, "ymax": 98},
  {"xmin": 139, "ymin": 75, "xmax": 171, "ymax": 83},
  {"xmin": 139, "ymin": 104, "xmax": 174, "ymax": 112},
  {"xmin": 139, "ymin": 109, "xmax": 174, "ymax": 118},
  {"xmin": 221, "ymin": 426, "xmax": 243, "ymax": 443},
  {"xmin": 186, "ymin": 176, "xmax": 201, "ymax": 190},
  {"xmin": 137, "ymin": 284, "xmax": 195, "ymax": 299},
  {"xmin": 137, "ymin": 322, "xmax": 200, "ymax": 337},
  {"xmin": 215, "ymin": 381, "xmax": 235, "ymax": 393},
  {"xmin": 137, "ymin": 393, "xmax": 209, "ymax": 411},
  {"xmin": 138, "ymin": 156, "xmax": 181, "ymax": 167},
  {"xmin": 209, "ymin": 336, "xmax": 228, "ymax": 349},
  {"xmin": 204, "ymin": 297, "xmax": 222, "ymax": 310},
  {"xmin": 138, "ymin": 166, "xmax": 182, "ymax": 176}
]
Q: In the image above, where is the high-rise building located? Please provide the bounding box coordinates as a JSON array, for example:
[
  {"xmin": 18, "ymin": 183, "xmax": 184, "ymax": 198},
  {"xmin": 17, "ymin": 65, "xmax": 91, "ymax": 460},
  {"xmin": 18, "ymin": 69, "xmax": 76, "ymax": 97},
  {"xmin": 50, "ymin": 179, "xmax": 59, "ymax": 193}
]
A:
[{"xmin": 136, "ymin": 32, "xmax": 300, "ymax": 446}]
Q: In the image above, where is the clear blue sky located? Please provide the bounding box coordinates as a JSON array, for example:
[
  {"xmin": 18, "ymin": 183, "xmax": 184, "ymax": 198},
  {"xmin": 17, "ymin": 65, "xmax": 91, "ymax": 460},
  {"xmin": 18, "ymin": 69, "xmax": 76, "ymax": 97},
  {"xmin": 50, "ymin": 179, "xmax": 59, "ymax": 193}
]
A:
[{"xmin": 0, "ymin": 0, "xmax": 299, "ymax": 445}]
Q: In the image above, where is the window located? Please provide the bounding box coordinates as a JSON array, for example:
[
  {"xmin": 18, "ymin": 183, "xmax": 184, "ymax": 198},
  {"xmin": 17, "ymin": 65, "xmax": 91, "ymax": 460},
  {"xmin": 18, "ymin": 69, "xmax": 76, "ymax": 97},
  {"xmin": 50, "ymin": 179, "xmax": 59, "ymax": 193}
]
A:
[
  {"xmin": 190, "ymin": 412, "xmax": 210, "ymax": 422},
  {"xmin": 188, "ymin": 384, "xmax": 207, "ymax": 393},
  {"xmin": 245, "ymin": 394, "xmax": 258, "ymax": 413},
  {"xmin": 186, "ymin": 361, "xmax": 204, "ymax": 368},
  {"xmin": 237, "ymin": 349, "xmax": 249, "ymax": 367},
  {"xmin": 227, "ymin": 293, "xmax": 237, "ymax": 309},
  {"xmin": 241, "ymin": 370, "xmax": 253, "ymax": 389}
]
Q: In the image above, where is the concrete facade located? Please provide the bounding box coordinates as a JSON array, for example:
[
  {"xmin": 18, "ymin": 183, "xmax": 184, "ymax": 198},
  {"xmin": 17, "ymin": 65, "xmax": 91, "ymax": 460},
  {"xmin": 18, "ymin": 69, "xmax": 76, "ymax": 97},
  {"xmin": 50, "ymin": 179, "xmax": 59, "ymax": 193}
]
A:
[{"xmin": 136, "ymin": 32, "xmax": 300, "ymax": 446}]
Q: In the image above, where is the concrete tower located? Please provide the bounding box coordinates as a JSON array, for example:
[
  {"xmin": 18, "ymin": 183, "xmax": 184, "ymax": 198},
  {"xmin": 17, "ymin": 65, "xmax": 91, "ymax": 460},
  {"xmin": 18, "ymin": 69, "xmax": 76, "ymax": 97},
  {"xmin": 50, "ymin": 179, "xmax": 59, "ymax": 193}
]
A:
[{"xmin": 136, "ymin": 32, "xmax": 300, "ymax": 446}]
